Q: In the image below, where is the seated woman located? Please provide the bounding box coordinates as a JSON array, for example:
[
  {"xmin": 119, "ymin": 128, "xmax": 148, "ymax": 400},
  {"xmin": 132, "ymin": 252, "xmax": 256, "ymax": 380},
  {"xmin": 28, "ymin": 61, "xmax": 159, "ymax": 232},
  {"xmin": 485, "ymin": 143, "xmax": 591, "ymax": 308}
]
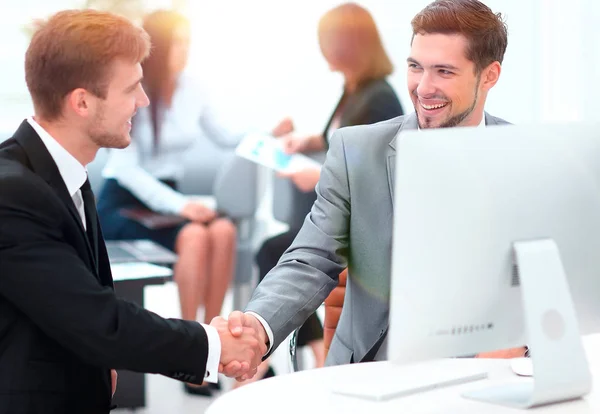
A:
[
  {"xmin": 97, "ymin": 10, "xmax": 246, "ymax": 397},
  {"xmin": 244, "ymin": 2, "xmax": 405, "ymax": 386}
]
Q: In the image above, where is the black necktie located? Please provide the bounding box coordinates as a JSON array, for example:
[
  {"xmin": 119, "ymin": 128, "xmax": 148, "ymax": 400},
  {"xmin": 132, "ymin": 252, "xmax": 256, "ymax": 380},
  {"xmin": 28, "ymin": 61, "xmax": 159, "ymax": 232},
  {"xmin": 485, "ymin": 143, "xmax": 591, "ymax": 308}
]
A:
[{"xmin": 80, "ymin": 178, "xmax": 99, "ymax": 271}]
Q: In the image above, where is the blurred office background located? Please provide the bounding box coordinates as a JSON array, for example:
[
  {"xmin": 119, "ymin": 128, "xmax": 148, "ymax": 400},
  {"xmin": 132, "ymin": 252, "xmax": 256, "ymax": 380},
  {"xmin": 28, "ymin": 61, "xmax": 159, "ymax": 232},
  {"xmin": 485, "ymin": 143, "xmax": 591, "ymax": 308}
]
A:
[{"xmin": 1, "ymin": 0, "xmax": 599, "ymax": 130}]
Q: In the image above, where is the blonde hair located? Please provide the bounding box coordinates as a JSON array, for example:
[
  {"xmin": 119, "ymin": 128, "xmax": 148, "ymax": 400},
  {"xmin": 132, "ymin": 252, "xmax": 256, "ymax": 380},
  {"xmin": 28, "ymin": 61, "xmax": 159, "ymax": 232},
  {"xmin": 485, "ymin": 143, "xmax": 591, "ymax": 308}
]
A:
[{"xmin": 318, "ymin": 3, "xmax": 393, "ymax": 91}]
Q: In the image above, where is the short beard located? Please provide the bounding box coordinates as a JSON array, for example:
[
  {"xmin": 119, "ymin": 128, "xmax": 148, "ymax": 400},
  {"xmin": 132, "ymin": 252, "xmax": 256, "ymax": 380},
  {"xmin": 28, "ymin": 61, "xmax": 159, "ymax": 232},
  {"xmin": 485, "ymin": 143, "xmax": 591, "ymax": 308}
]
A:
[
  {"xmin": 87, "ymin": 103, "xmax": 129, "ymax": 149},
  {"xmin": 416, "ymin": 74, "xmax": 481, "ymax": 129}
]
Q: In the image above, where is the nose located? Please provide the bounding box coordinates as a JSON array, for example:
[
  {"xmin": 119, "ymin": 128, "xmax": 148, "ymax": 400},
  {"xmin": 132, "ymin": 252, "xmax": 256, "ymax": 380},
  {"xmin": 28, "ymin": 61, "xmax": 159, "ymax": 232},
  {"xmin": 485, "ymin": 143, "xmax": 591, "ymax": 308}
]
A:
[
  {"xmin": 137, "ymin": 88, "xmax": 150, "ymax": 108},
  {"xmin": 416, "ymin": 71, "xmax": 436, "ymax": 98}
]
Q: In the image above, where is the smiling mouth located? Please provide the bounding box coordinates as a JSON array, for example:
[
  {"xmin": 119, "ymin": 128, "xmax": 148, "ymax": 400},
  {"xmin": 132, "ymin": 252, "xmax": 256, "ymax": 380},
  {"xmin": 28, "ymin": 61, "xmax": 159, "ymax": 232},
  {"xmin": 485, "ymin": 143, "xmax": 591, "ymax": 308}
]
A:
[
  {"xmin": 127, "ymin": 112, "xmax": 137, "ymax": 125},
  {"xmin": 420, "ymin": 101, "xmax": 449, "ymax": 110}
]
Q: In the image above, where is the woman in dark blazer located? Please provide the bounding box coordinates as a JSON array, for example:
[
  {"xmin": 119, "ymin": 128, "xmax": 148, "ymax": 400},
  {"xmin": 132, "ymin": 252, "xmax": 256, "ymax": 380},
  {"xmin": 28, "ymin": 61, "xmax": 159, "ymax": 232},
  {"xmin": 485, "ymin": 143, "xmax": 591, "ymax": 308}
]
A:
[{"xmin": 244, "ymin": 2, "xmax": 404, "ymax": 386}]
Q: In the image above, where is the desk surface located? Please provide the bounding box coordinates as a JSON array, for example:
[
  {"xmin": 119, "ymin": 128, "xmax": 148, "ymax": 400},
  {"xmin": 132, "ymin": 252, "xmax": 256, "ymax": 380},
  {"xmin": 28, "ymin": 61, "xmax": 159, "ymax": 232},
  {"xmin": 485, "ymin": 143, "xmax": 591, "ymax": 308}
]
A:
[
  {"xmin": 208, "ymin": 335, "xmax": 600, "ymax": 414},
  {"xmin": 111, "ymin": 262, "xmax": 173, "ymax": 282}
]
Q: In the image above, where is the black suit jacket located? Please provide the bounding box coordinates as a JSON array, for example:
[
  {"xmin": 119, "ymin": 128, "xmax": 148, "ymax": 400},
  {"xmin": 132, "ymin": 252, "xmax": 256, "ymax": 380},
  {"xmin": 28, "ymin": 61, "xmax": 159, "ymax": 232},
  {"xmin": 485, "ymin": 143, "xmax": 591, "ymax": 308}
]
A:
[{"xmin": 0, "ymin": 121, "xmax": 210, "ymax": 414}]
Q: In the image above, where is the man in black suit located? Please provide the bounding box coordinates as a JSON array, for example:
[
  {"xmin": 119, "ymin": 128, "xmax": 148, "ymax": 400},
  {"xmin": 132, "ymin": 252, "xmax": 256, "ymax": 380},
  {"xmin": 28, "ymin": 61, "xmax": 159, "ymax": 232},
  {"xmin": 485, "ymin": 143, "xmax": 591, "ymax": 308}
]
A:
[{"xmin": 0, "ymin": 10, "xmax": 263, "ymax": 414}]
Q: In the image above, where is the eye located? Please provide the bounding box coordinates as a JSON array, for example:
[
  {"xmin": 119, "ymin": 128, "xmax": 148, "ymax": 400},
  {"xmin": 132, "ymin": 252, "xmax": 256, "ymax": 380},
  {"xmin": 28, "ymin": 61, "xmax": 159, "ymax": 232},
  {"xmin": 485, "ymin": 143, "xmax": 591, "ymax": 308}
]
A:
[
  {"xmin": 408, "ymin": 63, "xmax": 422, "ymax": 71},
  {"xmin": 439, "ymin": 69, "xmax": 454, "ymax": 75},
  {"xmin": 127, "ymin": 83, "xmax": 140, "ymax": 93}
]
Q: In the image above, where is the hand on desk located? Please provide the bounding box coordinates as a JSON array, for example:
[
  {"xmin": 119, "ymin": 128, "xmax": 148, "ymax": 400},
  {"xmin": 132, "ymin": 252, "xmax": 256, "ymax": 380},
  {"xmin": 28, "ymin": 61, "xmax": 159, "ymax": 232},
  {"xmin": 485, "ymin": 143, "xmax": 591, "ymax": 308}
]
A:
[
  {"xmin": 180, "ymin": 201, "xmax": 216, "ymax": 223},
  {"xmin": 210, "ymin": 313, "xmax": 267, "ymax": 381},
  {"xmin": 476, "ymin": 346, "xmax": 527, "ymax": 359},
  {"xmin": 278, "ymin": 168, "xmax": 321, "ymax": 193}
]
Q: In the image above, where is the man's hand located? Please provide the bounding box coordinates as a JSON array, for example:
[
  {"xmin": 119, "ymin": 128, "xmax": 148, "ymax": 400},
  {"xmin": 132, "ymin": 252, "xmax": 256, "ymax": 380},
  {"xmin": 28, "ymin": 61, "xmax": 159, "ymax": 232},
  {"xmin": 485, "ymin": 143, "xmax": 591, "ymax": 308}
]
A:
[
  {"xmin": 476, "ymin": 347, "xmax": 527, "ymax": 359},
  {"xmin": 278, "ymin": 167, "xmax": 321, "ymax": 192},
  {"xmin": 111, "ymin": 369, "xmax": 118, "ymax": 397},
  {"xmin": 220, "ymin": 311, "xmax": 269, "ymax": 381},
  {"xmin": 280, "ymin": 133, "xmax": 325, "ymax": 154},
  {"xmin": 280, "ymin": 134, "xmax": 311, "ymax": 154},
  {"xmin": 210, "ymin": 314, "xmax": 267, "ymax": 381},
  {"xmin": 272, "ymin": 117, "xmax": 294, "ymax": 137},
  {"xmin": 227, "ymin": 311, "xmax": 268, "ymax": 381},
  {"xmin": 180, "ymin": 201, "xmax": 216, "ymax": 223}
]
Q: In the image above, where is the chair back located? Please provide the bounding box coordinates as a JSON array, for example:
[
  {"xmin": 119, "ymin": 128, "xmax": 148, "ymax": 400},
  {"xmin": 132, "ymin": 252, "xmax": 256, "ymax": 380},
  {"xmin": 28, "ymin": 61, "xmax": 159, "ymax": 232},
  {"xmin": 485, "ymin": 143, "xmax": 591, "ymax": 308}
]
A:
[{"xmin": 323, "ymin": 269, "xmax": 347, "ymax": 358}]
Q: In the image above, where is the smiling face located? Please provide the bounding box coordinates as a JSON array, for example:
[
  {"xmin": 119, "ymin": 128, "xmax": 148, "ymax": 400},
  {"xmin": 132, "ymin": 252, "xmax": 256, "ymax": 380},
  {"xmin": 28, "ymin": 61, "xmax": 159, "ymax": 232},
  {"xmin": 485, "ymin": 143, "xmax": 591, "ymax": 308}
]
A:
[
  {"xmin": 407, "ymin": 33, "xmax": 499, "ymax": 129},
  {"xmin": 86, "ymin": 59, "xmax": 149, "ymax": 149}
]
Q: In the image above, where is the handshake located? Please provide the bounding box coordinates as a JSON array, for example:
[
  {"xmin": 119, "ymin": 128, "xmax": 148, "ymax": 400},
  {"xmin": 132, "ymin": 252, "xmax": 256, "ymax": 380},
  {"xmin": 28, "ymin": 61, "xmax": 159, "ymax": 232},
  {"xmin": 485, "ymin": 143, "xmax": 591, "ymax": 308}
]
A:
[{"xmin": 210, "ymin": 311, "xmax": 269, "ymax": 381}]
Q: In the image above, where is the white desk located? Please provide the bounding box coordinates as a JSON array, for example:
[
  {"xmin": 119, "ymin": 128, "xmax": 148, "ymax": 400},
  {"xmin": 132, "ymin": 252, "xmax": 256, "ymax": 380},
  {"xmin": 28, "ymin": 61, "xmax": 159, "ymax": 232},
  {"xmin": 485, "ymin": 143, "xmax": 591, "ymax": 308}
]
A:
[
  {"xmin": 208, "ymin": 335, "xmax": 600, "ymax": 414},
  {"xmin": 111, "ymin": 262, "xmax": 172, "ymax": 410}
]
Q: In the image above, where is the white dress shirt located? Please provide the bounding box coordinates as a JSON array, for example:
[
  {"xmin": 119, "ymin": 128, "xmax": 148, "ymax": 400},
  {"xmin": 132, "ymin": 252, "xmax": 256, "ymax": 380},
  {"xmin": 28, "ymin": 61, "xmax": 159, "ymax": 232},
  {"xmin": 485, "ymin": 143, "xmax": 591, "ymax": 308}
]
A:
[
  {"xmin": 102, "ymin": 72, "xmax": 246, "ymax": 214},
  {"xmin": 251, "ymin": 112, "xmax": 488, "ymax": 356},
  {"xmin": 28, "ymin": 117, "xmax": 88, "ymax": 227},
  {"xmin": 418, "ymin": 113, "xmax": 486, "ymax": 130},
  {"xmin": 29, "ymin": 117, "xmax": 221, "ymax": 383}
]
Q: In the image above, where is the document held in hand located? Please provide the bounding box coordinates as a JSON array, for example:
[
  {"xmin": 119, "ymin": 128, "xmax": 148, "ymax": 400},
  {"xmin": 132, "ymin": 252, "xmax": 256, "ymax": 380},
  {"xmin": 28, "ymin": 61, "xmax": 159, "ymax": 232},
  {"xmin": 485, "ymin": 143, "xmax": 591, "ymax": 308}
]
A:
[{"xmin": 235, "ymin": 133, "xmax": 322, "ymax": 173}]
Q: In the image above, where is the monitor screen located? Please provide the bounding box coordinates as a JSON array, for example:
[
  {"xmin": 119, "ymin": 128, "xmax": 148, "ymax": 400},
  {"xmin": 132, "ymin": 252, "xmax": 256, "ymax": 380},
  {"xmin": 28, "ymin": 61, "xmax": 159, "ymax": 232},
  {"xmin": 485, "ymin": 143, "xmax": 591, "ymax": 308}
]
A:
[{"xmin": 388, "ymin": 122, "xmax": 600, "ymax": 363}]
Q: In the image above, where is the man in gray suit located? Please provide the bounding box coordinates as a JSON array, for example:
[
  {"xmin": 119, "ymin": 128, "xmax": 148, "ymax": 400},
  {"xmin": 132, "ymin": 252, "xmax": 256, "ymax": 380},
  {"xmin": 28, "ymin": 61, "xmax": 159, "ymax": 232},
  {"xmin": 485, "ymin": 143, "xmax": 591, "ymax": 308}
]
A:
[{"xmin": 219, "ymin": 0, "xmax": 522, "ymax": 381}]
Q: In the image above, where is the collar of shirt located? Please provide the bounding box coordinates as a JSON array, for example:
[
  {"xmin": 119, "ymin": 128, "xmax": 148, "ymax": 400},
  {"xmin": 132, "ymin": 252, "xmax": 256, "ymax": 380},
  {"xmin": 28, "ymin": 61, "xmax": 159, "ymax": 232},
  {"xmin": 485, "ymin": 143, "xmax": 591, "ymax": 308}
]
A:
[
  {"xmin": 417, "ymin": 113, "xmax": 487, "ymax": 131},
  {"xmin": 27, "ymin": 117, "xmax": 87, "ymax": 198}
]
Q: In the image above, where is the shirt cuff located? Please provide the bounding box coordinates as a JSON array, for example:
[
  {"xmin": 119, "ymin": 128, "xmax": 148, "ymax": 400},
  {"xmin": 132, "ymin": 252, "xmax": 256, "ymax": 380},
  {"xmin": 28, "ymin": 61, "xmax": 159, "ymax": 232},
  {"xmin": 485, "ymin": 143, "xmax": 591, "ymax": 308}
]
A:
[
  {"xmin": 245, "ymin": 311, "xmax": 274, "ymax": 355},
  {"xmin": 171, "ymin": 194, "xmax": 189, "ymax": 215},
  {"xmin": 200, "ymin": 323, "xmax": 221, "ymax": 383}
]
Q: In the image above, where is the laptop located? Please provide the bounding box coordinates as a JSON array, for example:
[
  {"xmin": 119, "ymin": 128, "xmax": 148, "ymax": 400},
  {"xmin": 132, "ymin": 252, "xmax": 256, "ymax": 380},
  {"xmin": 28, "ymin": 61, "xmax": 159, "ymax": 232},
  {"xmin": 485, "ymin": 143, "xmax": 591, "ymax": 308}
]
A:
[{"xmin": 105, "ymin": 240, "xmax": 178, "ymax": 265}]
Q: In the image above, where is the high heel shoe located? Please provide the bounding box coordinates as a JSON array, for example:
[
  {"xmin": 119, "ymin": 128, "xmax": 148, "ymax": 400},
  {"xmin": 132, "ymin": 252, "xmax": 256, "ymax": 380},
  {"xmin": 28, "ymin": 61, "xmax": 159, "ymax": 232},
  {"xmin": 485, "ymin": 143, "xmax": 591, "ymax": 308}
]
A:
[
  {"xmin": 262, "ymin": 366, "xmax": 275, "ymax": 379},
  {"xmin": 183, "ymin": 382, "xmax": 212, "ymax": 397}
]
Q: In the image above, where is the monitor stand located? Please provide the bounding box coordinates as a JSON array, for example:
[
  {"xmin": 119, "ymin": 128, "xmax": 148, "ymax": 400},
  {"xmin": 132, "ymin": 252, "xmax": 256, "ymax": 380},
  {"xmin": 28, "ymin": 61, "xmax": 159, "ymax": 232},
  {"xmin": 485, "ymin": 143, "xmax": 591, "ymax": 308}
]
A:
[{"xmin": 462, "ymin": 238, "xmax": 592, "ymax": 409}]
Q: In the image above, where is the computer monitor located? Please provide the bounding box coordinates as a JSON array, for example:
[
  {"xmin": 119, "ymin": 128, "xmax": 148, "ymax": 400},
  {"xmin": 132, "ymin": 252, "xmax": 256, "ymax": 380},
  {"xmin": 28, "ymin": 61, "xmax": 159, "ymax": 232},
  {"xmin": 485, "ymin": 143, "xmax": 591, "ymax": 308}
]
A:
[{"xmin": 388, "ymin": 122, "xmax": 600, "ymax": 408}]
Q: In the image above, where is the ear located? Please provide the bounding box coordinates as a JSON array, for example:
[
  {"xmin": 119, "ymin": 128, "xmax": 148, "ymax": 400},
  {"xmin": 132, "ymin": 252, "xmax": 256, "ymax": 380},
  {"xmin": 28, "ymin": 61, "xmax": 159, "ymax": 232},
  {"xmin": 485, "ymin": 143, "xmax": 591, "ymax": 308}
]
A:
[
  {"xmin": 480, "ymin": 61, "xmax": 501, "ymax": 91},
  {"xmin": 66, "ymin": 88, "xmax": 94, "ymax": 118}
]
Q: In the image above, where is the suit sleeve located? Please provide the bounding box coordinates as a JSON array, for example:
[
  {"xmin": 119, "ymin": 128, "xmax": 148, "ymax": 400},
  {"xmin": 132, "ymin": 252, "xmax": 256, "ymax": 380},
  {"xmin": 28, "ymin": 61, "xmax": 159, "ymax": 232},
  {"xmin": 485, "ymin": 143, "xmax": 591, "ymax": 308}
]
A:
[
  {"xmin": 245, "ymin": 130, "xmax": 350, "ymax": 353},
  {"xmin": 0, "ymin": 174, "xmax": 210, "ymax": 384}
]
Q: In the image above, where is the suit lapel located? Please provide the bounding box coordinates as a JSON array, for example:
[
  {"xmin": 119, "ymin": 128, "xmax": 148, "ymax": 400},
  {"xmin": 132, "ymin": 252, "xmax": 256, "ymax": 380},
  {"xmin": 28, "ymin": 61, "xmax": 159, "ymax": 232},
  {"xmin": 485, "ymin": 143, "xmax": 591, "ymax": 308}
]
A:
[
  {"xmin": 386, "ymin": 154, "xmax": 396, "ymax": 208},
  {"xmin": 96, "ymin": 222, "xmax": 114, "ymax": 288},
  {"xmin": 484, "ymin": 112, "xmax": 500, "ymax": 126},
  {"xmin": 386, "ymin": 112, "xmax": 498, "ymax": 205},
  {"xmin": 386, "ymin": 113, "xmax": 418, "ymax": 208},
  {"xmin": 354, "ymin": 114, "xmax": 420, "ymax": 363},
  {"xmin": 13, "ymin": 121, "xmax": 100, "ymax": 279}
]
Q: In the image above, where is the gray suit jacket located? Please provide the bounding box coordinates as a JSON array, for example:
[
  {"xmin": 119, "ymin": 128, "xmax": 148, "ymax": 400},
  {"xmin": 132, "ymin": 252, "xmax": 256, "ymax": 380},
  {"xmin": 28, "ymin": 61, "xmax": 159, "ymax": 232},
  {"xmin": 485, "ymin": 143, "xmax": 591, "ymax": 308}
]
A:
[{"xmin": 246, "ymin": 112, "xmax": 509, "ymax": 366}]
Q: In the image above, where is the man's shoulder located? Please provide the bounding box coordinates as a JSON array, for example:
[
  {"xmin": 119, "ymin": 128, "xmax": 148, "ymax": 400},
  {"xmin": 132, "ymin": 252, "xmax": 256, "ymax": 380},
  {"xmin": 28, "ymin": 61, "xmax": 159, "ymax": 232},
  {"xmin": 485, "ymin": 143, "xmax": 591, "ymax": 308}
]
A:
[
  {"xmin": 0, "ymin": 155, "xmax": 30, "ymax": 179},
  {"xmin": 486, "ymin": 113, "xmax": 511, "ymax": 126},
  {"xmin": 0, "ymin": 156, "xmax": 54, "ymax": 205},
  {"xmin": 0, "ymin": 127, "xmax": 59, "ymax": 209},
  {"xmin": 335, "ymin": 115, "xmax": 407, "ymax": 145}
]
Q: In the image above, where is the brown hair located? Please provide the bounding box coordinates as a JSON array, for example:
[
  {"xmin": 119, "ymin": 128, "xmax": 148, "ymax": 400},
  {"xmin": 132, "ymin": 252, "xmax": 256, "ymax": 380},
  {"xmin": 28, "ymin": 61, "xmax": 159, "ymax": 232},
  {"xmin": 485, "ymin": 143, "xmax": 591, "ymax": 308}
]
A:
[
  {"xmin": 411, "ymin": 0, "xmax": 508, "ymax": 73},
  {"xmin": 140, "ymin": 10, "xmax": 190, "ymax": 150},
  {"xmin": 25, "ymin": 9, "xmax": 151, "ymax": 121},
  {"xmin": 318, "ymin": 3, "xmax": 393, "ymax": 91}
]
